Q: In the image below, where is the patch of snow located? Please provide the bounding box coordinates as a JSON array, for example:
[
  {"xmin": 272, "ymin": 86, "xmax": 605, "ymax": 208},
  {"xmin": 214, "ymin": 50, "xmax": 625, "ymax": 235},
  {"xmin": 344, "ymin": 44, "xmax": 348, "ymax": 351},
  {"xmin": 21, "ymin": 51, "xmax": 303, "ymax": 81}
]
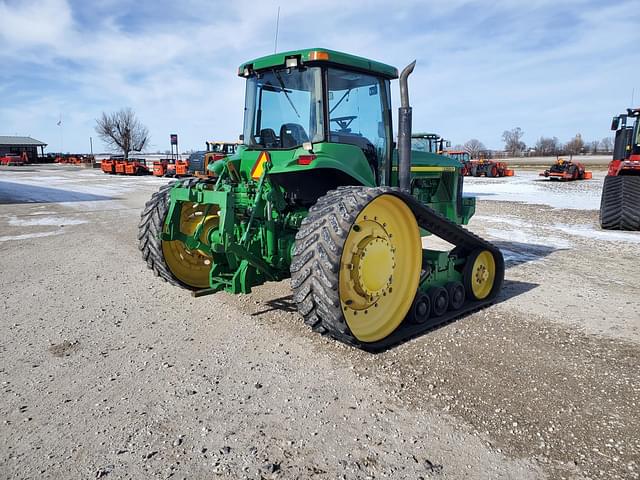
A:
[
  {"xmin": 473, "ymin": 215, "xmax": 531, "ymax": 228},
  {"xmin": 0, "ymin": 173, "xmax": 169, "ymax": 198},
  {"xmin": 0, "ymin": 230, "xmax": 64, "ymax": 242},
  {"xmin": 64, "ymin": 200, "xmax": 130, "ymax": 211},
  {"xmin": 554, "ymin": 224, "xmax": 640, "ymax": 243},
  {"xmin": 475, "ymin": 214, "xmax": 640, "ymax": 244},
  {"xmin": 463, "ymin": 172, "xmax": 602, "ymax": 210},
  {"xmin": 485, "ymin": 227, "xmax": 572, "ymax": 249},
  {"xmin": 8, "ymin": 215, "xmax": 87, "ymax": 227}
]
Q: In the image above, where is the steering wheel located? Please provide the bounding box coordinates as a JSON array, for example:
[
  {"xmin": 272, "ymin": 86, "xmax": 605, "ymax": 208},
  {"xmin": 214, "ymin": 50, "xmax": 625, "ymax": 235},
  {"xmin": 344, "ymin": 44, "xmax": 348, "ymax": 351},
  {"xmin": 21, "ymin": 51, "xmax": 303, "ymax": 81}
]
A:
[{"xmin": 331, "ymin": 115, "xmax": 357, "ymax": 132}]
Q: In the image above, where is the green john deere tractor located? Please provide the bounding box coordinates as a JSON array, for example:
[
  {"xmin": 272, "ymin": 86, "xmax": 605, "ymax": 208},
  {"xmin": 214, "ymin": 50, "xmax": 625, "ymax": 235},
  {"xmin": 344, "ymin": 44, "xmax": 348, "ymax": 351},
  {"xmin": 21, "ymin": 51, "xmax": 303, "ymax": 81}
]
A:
[{"xmin": 139, "ymin": 48, "xmax": 504, "ymax": 349}]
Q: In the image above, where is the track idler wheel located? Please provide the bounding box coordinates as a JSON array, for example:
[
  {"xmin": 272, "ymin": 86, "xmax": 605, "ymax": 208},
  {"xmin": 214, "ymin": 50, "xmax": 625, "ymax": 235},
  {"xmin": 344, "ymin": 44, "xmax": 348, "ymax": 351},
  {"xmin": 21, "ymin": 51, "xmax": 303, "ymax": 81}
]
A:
[{"xmin": 463, "ymin": 249, "xmax": 498, "ymax": 300}]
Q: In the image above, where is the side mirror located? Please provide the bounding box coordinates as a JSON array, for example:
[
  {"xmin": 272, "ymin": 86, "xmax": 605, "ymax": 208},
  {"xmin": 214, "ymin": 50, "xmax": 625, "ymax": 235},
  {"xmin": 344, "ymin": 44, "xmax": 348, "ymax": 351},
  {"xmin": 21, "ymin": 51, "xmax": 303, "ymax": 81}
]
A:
[
  {"xmin": 611, "ymin": 116, "xmax": 620, "ymax": 131},
  {"xmin": 239, "ymin": 134, "xmax": 244, "ymax": 141},
  {"xmin": 446, "ymin": 140, "xmax": 452, "ymax": 148}
]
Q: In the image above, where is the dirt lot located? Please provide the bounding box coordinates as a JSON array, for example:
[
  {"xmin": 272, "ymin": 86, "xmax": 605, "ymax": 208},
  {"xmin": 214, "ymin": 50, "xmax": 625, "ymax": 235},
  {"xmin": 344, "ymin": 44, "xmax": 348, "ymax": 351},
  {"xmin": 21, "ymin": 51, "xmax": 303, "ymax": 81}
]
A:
[{"xmin": 0, "ymin": 165, "xmax": 638, "ymax": 480}]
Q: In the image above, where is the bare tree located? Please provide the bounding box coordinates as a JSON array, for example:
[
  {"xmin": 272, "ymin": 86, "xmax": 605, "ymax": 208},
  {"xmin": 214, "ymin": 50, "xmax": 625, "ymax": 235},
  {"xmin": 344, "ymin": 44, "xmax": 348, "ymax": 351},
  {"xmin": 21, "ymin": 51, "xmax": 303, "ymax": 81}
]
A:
[
  {"xmin": 600, "ymin": 137, "xmax": 613, "ymax": 153},
  {"xmin": 502, "ymin": 127, "xmax": 526, "ymax": 156},
  {"xmin": 95, "ymin": 108, "xmax": 149, "ymax": 159},
  {"xmin": 463, "ymin": 139, "xmax": 486, "ymax": 159},
  {"xmin": 589, "ymin": 140, "xmax": 600, "ymax": 154},
  {"xmin": 565, "ymin": 133, "xmax": 585, "ymax": 155},
  {"xmin": 534, "ymin": 136, "xmax": 560, "ymax": 156}
]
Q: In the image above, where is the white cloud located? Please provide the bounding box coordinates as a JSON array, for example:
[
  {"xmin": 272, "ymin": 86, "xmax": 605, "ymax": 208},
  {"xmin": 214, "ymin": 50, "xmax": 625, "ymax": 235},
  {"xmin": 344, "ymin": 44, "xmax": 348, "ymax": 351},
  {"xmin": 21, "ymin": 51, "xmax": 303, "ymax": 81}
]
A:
[
  {"xmin": 0, "ymin": 0, "xmax": 638, "ymax": 152},
  {"xmin": 0, "ymin": 0, "xmax": 73, "ymax": 49}
]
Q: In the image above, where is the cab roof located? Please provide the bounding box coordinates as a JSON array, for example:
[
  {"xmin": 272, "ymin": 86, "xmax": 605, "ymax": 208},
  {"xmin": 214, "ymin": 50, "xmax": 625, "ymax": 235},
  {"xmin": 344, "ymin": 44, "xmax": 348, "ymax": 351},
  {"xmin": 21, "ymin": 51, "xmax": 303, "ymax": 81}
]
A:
[{"xmin": 238, "ymin": 48, "xmax": 398, "ymax": 80}]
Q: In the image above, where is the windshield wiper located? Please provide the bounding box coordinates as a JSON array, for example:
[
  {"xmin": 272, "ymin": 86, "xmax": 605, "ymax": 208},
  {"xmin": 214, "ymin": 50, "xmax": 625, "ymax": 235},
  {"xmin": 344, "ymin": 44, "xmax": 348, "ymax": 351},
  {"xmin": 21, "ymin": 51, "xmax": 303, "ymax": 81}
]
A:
[
  {"xmin": 274, "ymin": 70, "xmax": 300, "ymax": 118},
  {"xmin": 329, "ymin": 88, "xmax": 351, "ymax": 115}
]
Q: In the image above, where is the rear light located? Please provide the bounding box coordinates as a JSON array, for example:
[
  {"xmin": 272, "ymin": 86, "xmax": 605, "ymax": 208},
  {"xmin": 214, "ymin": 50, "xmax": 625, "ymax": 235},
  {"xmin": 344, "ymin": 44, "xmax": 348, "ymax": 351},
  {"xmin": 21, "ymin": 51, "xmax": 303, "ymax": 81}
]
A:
[{"xmin": 297, "ymin": 154, "xmax": 316, "ymax": 166}]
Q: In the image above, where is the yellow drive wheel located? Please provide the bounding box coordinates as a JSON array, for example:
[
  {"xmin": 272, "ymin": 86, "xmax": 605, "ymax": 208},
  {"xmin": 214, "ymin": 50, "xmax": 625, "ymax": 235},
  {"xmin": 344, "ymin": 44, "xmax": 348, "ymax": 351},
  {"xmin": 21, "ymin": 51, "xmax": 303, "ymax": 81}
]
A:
[
  {"xmin": 161, "ymin": 202, "xmax": 219, "ymax": 289},
  {"xmin": 291, "ymin": 187, "xmax": 422, "ymax": 346},
  {"xmin": 339, "ymin": 195, "xmax": 421, "ymax": 342},
  {"xmin": 464, "ymin": 249, "xmax": 496, "ymax": 300}
]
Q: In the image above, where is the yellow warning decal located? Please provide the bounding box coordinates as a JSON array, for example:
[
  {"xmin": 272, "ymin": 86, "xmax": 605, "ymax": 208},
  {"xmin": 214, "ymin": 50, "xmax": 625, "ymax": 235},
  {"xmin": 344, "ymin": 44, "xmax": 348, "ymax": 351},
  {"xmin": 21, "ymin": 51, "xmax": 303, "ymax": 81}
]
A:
[{"xmin": 250, "ymin": 151, "xmax": 270, "ymax": 180}]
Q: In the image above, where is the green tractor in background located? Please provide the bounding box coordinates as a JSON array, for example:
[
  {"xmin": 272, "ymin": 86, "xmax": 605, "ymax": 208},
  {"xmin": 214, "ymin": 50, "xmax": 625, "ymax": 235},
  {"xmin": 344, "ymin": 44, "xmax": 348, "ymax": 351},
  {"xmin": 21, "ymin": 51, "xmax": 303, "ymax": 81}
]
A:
[{"xmin": 139, "ymin": 48, "xmax": 504, "ymax": 349}]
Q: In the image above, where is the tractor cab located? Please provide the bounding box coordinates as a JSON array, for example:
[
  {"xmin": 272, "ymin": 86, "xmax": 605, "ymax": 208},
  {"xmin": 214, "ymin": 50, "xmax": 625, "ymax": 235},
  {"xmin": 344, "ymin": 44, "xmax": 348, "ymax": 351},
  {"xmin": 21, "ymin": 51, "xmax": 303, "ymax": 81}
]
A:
[
  {"xmin": 206, "ymin": 141, "xmax": 239, "ymax": 155},
  {"xmin": 239, "ymin": 49, "xmax": 397, "ymax": 193},
  {"xmin": 445, "ymin": 150, "xmax": 471, "ymax": 163},
  {"xmin": 238, "ymin": 49, "xmax": 467, "ymax": 221},
  {"xmin": 611, "ymin": 108, "xmax": 640, "ymax": 162},
  {"xmin": 411, "ymin": 133, "xmax": 449, "ymax": 153}
]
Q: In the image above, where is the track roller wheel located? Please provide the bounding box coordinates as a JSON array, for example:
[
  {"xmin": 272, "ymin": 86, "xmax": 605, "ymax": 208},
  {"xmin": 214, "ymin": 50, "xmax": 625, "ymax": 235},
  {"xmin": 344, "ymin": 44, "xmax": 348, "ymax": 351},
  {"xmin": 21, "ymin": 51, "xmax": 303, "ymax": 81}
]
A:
[
  {"xmin": 138, "ymin": 178, "xmax": 216, "ymax": 289},
  {"xmin": 428, "ymin": 287, "xmax": 449, "ymax": 317},
  {"xmin": 290, "ymin": 186, "xmax": 422, "ymax": 345},
  {"xmin": 446, "ymin": 281, "xmax": 465, "ymax": 310},
  {"xmin": 409, "ymin": 292, "xmax": 430, "ymax": 324},
  {"xmin": 463, "ymin": 249, "xmax": 498, "ymax": 300}
]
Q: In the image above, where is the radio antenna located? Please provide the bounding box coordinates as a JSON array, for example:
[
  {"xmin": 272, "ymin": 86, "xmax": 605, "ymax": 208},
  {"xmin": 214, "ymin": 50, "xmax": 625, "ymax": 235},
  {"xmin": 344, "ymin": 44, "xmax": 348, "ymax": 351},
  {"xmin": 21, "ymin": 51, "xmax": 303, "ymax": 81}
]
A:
[{"xmin": 274, "ymin": 6, "xmax": 280, "ymax": 54}]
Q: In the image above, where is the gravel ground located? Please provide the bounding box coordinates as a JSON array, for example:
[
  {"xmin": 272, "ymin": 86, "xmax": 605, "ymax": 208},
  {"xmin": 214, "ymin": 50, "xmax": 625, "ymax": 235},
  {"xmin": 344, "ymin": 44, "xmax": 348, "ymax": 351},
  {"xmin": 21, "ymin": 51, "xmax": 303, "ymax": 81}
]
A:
[{"xmin": 0, "ymin": 165, "xmax": 638, "ymax": 479}]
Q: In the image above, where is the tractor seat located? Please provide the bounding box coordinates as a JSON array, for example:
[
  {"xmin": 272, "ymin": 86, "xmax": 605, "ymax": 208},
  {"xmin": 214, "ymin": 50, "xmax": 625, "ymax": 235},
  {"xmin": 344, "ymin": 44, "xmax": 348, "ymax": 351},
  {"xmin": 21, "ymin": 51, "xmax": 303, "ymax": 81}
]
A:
[
  {"xmin": 280, "ymin": 123, "xmax": 309, "ymax": 148},
  {"xmin": 259, "ymin": 128, "xmax": 278, "ymax": 149}
]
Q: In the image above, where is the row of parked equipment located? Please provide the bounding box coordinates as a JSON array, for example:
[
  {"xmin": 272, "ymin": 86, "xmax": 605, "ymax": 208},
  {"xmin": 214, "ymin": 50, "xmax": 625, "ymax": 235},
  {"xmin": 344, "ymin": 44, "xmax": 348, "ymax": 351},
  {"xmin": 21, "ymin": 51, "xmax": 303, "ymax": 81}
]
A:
[
  {"xmin": 0, "ymin": 152, "xmax": 28, "ymax": 166},
  {"xmin": 55, "ymin": 154, "xmax": 94, "ymax": 165},
  {"xmin": 100, "ymin": 142, "xmax": 239, "ymax": 178},
  {"xmin": 409, "ymin": 135, "xmax": 516, "ymax": 177}
]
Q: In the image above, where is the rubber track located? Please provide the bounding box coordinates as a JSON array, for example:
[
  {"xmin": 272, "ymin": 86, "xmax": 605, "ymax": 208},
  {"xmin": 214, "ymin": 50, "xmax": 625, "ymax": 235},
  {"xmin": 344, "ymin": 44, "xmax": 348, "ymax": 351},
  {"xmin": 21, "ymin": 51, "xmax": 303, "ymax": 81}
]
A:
[
  {"xmin": 138, "ymin": 178, "xmax": 200, "ymax": 289},
  {"xmin": 290, "ymin": 186, "xmax": 505, "ymax": 351},
  {"xmin": 600, "ymin": 176, "xmax": 640, "ymax": 230}
]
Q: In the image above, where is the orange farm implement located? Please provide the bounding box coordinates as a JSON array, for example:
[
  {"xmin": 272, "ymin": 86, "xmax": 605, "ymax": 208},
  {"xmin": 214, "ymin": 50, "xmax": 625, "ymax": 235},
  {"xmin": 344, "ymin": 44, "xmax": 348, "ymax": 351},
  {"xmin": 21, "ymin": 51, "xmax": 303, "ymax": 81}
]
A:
[{"xmin": 540, "ymin": 158, "xmax": 591, "ymax": 181}]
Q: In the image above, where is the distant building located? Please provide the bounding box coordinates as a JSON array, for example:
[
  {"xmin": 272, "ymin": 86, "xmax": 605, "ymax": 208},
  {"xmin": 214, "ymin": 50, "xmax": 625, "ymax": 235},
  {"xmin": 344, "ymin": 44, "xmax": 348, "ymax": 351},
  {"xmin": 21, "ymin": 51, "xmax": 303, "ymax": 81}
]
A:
[{"xmin": 0, "ymin": 136, "xmax": 47, "ymax": 162}]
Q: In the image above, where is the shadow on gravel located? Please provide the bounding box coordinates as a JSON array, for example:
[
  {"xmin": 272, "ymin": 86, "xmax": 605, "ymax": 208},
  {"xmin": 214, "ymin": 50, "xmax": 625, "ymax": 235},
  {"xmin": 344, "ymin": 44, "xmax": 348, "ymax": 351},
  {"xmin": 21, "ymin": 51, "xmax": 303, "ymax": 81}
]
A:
[
  {"xmin": 252, "ymin": 295, "xmax": 297, "ymax": 316},
  {"xmin": 493, "ymin": 240, "xmax": 563, "ymax": 268},
  {"xmin": 250, "ymin": 281, "xmax": 539, "ymax": 353},
  {"xmin": 0, "ymin": 180, "xmax": 112, "ymax": 204},
  {"xmin": 499, "ymin": 279, "xmax": 539, "ymax": 300}
]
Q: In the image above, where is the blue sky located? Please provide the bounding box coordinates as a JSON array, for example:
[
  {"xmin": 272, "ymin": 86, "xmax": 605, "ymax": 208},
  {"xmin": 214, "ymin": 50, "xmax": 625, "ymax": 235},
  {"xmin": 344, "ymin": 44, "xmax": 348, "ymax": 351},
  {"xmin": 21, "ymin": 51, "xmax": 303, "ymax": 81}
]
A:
[{"xmin": 1, "ymin": 0, "xmax": 638, "ymax": 153}]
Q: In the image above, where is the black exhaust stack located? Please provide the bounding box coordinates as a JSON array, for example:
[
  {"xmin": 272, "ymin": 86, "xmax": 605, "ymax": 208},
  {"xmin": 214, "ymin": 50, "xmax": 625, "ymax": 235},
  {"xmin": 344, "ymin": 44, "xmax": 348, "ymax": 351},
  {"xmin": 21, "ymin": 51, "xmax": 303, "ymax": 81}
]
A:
[{"xmin": 398, "ymin": 61, "xmax": 416, "ymax": 193}]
